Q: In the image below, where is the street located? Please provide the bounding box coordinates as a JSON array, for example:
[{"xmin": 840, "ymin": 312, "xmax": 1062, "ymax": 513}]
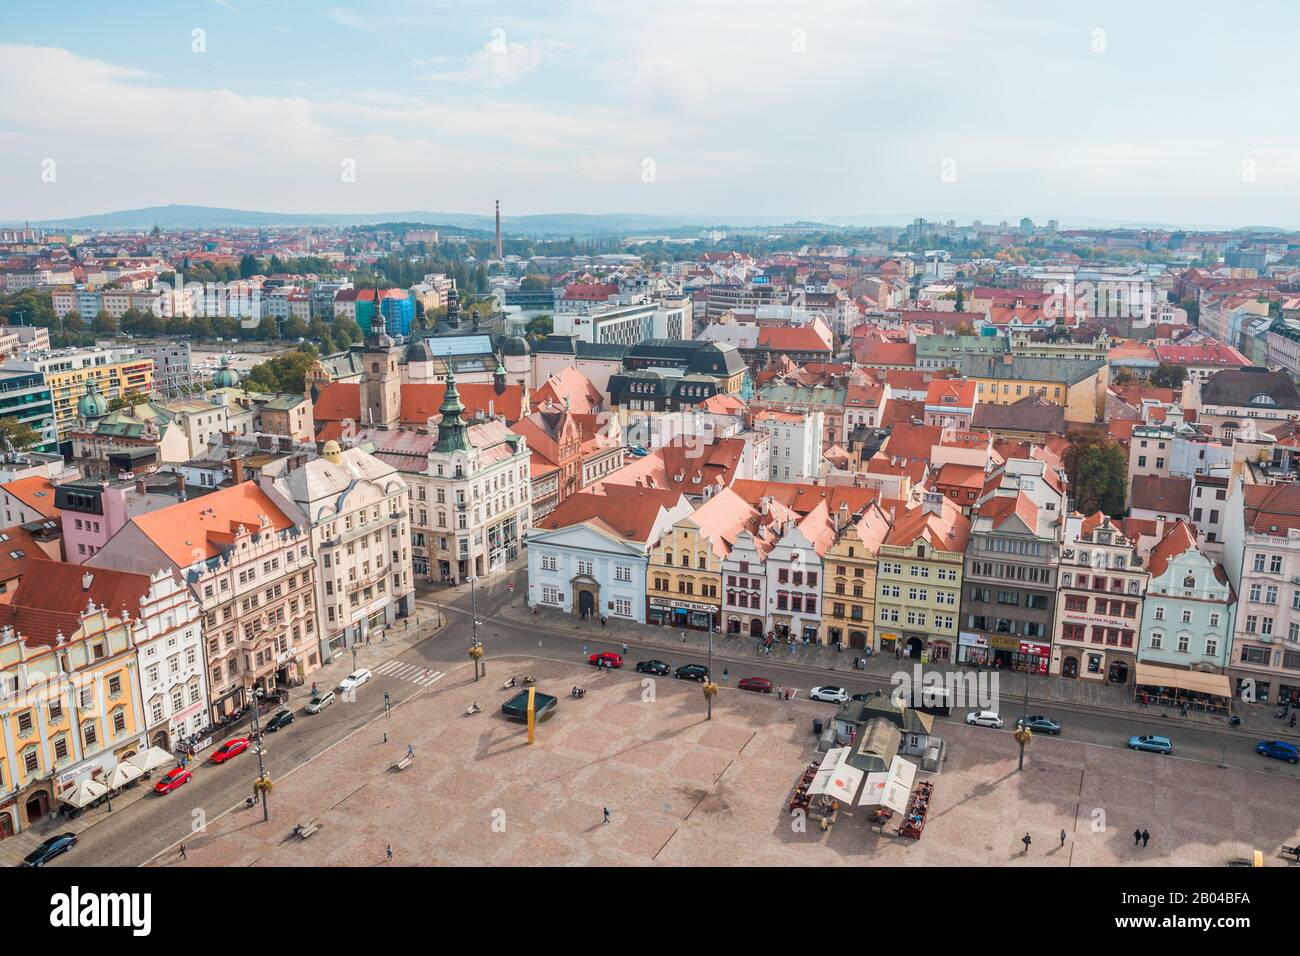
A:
[{"xmin": 49, "ymin": 567, "xmax": 1300, "ymax": 867}]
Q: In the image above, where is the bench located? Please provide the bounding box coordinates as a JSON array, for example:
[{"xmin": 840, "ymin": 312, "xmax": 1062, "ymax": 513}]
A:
[
  {"xmin": 295, "ymin": 821, "xmax": 320, "ymax": 840},
  {"xmin": 391, "ymin": 754, "xmax": 414, "ymax": 772}
]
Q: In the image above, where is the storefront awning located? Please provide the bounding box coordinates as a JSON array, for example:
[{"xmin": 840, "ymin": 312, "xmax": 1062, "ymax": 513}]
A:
[
  {"xmin": 1134, "ymin": 662, "xmax": 1232, "ymax": 699},
  {"xmin": 106, "ymin": 761, "xmax": 143, "ymax": 789},
  {"xmin": 126, "ymin": 747, "xmax": 174, "ymax": 773}
]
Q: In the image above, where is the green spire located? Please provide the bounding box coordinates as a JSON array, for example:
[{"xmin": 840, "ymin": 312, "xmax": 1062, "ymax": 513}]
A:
[{"xmin": 434, "ymin": 366, "xmax": 470, "ymax": 453}]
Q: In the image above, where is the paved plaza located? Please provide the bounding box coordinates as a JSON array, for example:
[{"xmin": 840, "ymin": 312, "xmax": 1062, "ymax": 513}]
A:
[{"xmin": 152, "ymin": 654, "xmax": 1300, "ymax": 867}]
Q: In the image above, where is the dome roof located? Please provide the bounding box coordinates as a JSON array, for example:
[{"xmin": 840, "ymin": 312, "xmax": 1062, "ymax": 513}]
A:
[
  {"xmin": 212, "ymin": 355, "xmax": 239, "ymax": 389},
  {"xmin": 501, "ymin": 335, "xmax": 531, "ymax": 356},
  {"xmin": 405, "ymin": 338, "xmax": 434, "ymax": 363},
  {"xmin": 77, "ymin": 379, "xmax": 108, "ymax": 420}
]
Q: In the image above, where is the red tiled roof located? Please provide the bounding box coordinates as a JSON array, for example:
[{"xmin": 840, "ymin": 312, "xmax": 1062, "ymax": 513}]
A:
[
  {"xmin": 125, "ymin": 481, "xmax": 295, "ymax": 567},
  {"xmin": 1146, "ymin": 520, "xmax": 1198, "ymax": 579},
  {"xmin": 758, "ymin": 326, "xmax": 831, "ymax": 353},
  {"xmin": 313, "ymin": 382, "xmax": 527, "ymax": 432},
  {"xmin": 0, "ymin": 476, "xmax": 61, "ymax": 519}
]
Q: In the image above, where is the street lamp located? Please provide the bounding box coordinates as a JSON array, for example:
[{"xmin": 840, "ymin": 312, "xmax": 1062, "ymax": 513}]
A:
[
  {"xmin": 702, "ymin": 613, "xmax": 717, "ymax": 720},
  {"xmin": 248, "ymin": 684, "xmax": 270, "ymax": 821}
]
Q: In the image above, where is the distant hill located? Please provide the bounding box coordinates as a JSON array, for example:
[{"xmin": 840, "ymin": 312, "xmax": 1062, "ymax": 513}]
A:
[{"xmin": 17, "ymin": 204, "xmax": 798, "ymax": 237}]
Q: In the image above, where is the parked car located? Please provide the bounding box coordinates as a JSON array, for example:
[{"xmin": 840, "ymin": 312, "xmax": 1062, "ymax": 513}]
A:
[
  {"xmin": 965, "ymin": 710, "xmax": 1004, "ymax": 728},
  {"xmin": 675, "ymin": 663, "xmax": 710, "ymax": 682},
  {"xmin": 738, "ymin": 676, "xmax": 774, "ymax": 693},
  {"xmin": 1017, "ymin": 715, "xmax": 1062, "ymax": 735},
  {"xmin": 1256, "ymin": 739, "xmax": 1300, "ymax": 763},
  {"xmin": 305, "ymin": 691, "xmax": 335, "ymax": 714},
  {"xmin": 809, "ymin": 686, "xmax": 848, "ymax": 704},
  {"xmin": 337, "ymin": 668, "xmax": 373, "ymax": 692},
  {"xmin": 21, "ymin": 833, "xmax": 77, "ymax": 867},
  {"xmin": 588, "ymin": 652, "xmax": 623, "ymax": 669},
  {"xmin": 153, "ymin": 767, "xmax": 192, "ymax": 794},
  {"xmin": 265, "ymin": 709, "xmax": 295, "ymax": 732},
  {"xmin": 635, "ymin": 660, "xmax": 669, "ymax": 676},
  {"xmin": 1128, "ymin": 734, "xmax": 1173, "ymax": 754},
  {"xmin": 210, "ymin": 737, "xmax": 250, "ymax": 763}
]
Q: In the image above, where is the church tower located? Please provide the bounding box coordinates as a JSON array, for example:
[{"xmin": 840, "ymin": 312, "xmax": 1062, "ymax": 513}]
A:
[{"xmin": 357, "ymin": 279, "xmax": 401, "ymax": 428}]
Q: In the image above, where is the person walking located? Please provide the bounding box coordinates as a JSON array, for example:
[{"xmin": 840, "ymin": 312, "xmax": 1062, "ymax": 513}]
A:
[
  {"xmin": 1141, "ymin": 829, "xmax": 1150, "ymax": 847},
  {"xmin": 1291, "ymin": 712, "xmax": 1296, "ymax": 729},
  {"xmin": 407, "ymin": 743, "xmax": 414, "ymax": 759},
  {"xmin": 1059, "ymin": 828, "xmax": 1067, "ymax": 848},
  {"xmin": 1021, "ymin": 832, "xmax": 1032, "ymax": 854},
  {"xmin": 386, "ymin": 843, "xmax": 393, "ymax": 863},
  {"xmin": 622, "ymin": 642, "xmax": 628, "ymax": 655},
  {"xmin": 603, "ymin": 806, "xmax": 611, "ymax": 824},
  {"xmin": 722, "ymin": 667, "xmax": 728, "ymax": 683},
  {"xmin": 680, "ymin": 631, "xmax": 687, "ymax": 644},
  {"xmin": 1133, "ymin": 828, "xmax": 1142, "ymax": 847},
  {"xmin": 179, "ymin": 843, "xmax": 187, "ymax": 861}
]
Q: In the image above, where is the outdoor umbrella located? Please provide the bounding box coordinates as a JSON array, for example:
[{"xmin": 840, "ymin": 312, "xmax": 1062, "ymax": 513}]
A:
[
  {"xmin": 106, "ymin": 762, "xmax": 143, "ymax": 789},
  {"xmin": 126, "ymin": 747, "xmax": 173, "ymax": 773},
  {"xmin": 61, "ymin": 778, "xmax": 108, "ymax": 809}
]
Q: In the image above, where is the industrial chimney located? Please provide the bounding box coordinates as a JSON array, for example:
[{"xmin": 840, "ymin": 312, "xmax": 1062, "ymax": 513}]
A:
[{"xmin": 495, "ymin": 199, "xmax": 502, "ymax": 261}]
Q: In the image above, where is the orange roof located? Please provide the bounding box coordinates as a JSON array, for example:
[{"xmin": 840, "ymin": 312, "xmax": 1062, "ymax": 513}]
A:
[
  {"xmin": 925, "ymin": 379, "xmax": 977, "ymax": 408},
  {"xmin": 884, "ymin": 498, "xmax": 971, "ymax": 553},
  {"xmin": 935, "ymin": 462, "xmax": 986, "ymax": 490},
  {"xmin": 686, "ymin": 487, "xmax": 761, "ymax": 559},
  {"xmin": 976, "ymin": 492, "xmax": 1040, "ymax": 533},
  {"xmin": 533, "ymin": 367, "xmax": 602, "ymax": 416},
  {"xmin": 127, "ymin": 482, "xmax": 295, "ymax": 567},
  {"xmin": 12, "ymin": 561, "xmax": 159, "ymax": 619},
  {"xmin": 0, "ymin": 523, "xmax": 54, "ymax": 594},
  {"xmin": 853, "ymin": 340, "xmax": 915, "ymax": 367},
  {"xmin": 731, "ymin": 480, "xmax": 881, "ymax": 518},
  {"xmin": 758, "ymin": 326, "xmax": 831, "ymax": 353},
  {"xmin": 313, "ymin": 382, "xmax": 527, "ymax": 432},
  {"xmin": 539, "ymin": 485, "xmax": 685, "ymax": 543},
  {"xmin": 1146, "ymin": 520, "xmax": 1198, "ymax": 579},
  {"xmin": 0, "ymin": 476, "xmax": 61, "ymax": 519}
]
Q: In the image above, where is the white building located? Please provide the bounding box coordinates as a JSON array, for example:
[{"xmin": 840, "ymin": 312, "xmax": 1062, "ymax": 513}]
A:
[{"xmin": 754, "ymin": 408, "xmax": 824, "ymax": 482}]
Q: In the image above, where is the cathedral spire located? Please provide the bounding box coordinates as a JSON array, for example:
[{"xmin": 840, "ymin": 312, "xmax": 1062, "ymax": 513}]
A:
[{"xmin": 434, "ymin": 365, "xmax": 470, "ymax": 453}]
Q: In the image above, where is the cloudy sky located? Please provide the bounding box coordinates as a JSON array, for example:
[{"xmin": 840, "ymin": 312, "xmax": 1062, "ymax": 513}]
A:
[{"xmin": 2, "ymin": 0, "xmax": 1299, "ymax": 227}]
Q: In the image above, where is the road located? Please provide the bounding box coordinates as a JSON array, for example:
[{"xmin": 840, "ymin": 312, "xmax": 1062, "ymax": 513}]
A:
[{"xmin": 54, "ymin": 568, "xmax": 1300, "ymax": 866}]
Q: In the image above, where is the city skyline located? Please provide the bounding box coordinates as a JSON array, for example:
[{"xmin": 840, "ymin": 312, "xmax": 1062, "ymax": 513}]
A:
[{"xmin": 4, "ymin": 0, "xmax": 1300, "ymax": 227}]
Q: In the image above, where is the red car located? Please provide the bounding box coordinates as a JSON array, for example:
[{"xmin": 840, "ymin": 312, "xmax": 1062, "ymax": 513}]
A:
[
  {"xmin": 153, "ymin": 767, "xmax": 192, "ymax": 794},
  {"xmin": 210, "ymin": 737, "xmax": 250, "ymax": 764},
  {"xmin": 738, "ymin": 676, "xmax": 774, "ymax": 693},
  {"xmin": 588, "ymin": 652, "xmax": 623, "ymax": 669}
]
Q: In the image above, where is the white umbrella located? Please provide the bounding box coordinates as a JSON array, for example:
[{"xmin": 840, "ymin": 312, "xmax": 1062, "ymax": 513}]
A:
[
  {"xmin": 61, "ymin": 778, "xmax": 108, "ymax": 808},
  {"xmin": 106, "ymin": 762, "xmax": 143, "ymax": 789},
  {"xmin": 126, "ymin": 747, "xmax": 173, "ymax": 773}
]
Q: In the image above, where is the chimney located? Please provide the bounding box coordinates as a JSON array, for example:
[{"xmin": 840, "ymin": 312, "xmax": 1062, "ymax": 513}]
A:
[
  {"xmin": 81, "ymin": 572, "xmax": 93, "ymax": 591},
  {"xmin": 230, "ymin": 455, "xmax": 246, "ymax": 485},
  {"xmin": 222, "ymin": 430, "xmax": 234, "ymax": 447},
  {"xmin": 1155, "ymin": 515, "xmax": 1166, "ymax": 542},
  {"xmin": 495, "ymin": 199, "xmax": 502, "ymax": 261},
  {"xmin": 135, "ymin": 477, "xmax": 147, "ymax": 495},
  {"xmin": 175, "ymin": 471, "xmax": 186, "ymax": 501}
]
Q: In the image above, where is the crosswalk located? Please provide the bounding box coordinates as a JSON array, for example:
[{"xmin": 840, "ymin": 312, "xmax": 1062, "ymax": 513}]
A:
[{"xmin": 375, "ymin": 660, "xmax": 445, "ymax": 687}]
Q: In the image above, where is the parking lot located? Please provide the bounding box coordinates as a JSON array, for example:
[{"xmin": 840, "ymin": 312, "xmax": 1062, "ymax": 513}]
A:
[{"xmin": 151, "ymin": 655, "xmax": 1300, "ymax": 867}]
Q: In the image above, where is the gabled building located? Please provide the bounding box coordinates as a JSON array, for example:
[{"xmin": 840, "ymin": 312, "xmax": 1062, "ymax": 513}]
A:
[
  {"xmin": 1050, "ymin": 512, "xmax": 1147, "ymax": 683},
  {"xmin": 1138, "ymin": 520, "xmax": 1234, "ymax": 674},
  {"xmin": 526, "ymin": 485, "xmax": 692, "ymax": 623},
  {"xmin": 765, "ymin": 501, "xmax": 836, "ymax": 644},
  {"xmin": 822, "ymin": 501, "xmax": 892, "ymax": 650}
]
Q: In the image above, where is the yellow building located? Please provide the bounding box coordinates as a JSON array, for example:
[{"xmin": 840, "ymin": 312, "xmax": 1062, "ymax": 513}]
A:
[
  {"xmin": 3, "ymin": 347, "xmax": 154, "ymax": 439},
  {"xmin": 0, "ymin": 605, "xmax": 147, "ymax": 839},
  {"xmin": 964, "ymin": 354, "xmax": 1108, "ymax": 424},
  {"xmin": 822, "ymin": 502, "xmax": 892, "ymax": 650},
  {"xmin": 646, "ymin": 487, "xmax": 757, "ymax": 630}
]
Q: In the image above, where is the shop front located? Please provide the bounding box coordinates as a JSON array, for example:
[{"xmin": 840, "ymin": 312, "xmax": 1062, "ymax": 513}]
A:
[
  {"xmin": 958, "ymin": 631, "xmax": 990, "ymax": 666},
  {"xmin": 878, "ymin": 631, "xmax": 899, "ymax": 655},
  {"xmin": 988, "ymin": 635, "xmax": 1050, "ymax": 673},
  {"xmin": 647, "ymin": 596, "xmax": 717, "ymax": 631}
]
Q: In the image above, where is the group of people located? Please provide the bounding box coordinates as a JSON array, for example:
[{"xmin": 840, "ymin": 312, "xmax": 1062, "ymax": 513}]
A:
[{"xmin": 579, "ymin": 608, "xmax": 607, "ymax": 626}]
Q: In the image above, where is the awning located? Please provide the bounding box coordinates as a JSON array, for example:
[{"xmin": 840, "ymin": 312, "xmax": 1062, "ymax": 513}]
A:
[
  {"xmin": 860, "ymin": 756, "xmax": 918, "ymax": 814},
  {"xmin": 808, "ymin": 747, "xmax": 864, "ymax": 804},
  {"xmin": 1134, "ymin": 662, "xmax": 1232, "ymax": 698},
  {"xmin": 106, "ymin": 762, "xmax": 143, "ymax": 789},
  {"xmin": 126, "ymin": 747, "xmax": 174, "ymax": 773},
  {"xmin": 61, "ymin": 778, "xmax": 108, "ymax": 808}
]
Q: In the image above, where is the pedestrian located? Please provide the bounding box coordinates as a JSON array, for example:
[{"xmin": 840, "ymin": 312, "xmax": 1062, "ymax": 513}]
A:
[
  {"xmin": 622, "ymin": 642, "xmax": 628, "ymax": 655},
  {"xmin": 779, "ymin": 684, "xmax": 785, "ymax": 699},
  {"xmin": 1021, "ymin": 832, "xmax": 1032, "ymax": 854},
  {"xmin": 407, "ymin": 743, "xmax": 414, "ymax": 759},
  {"xmin": 179, "ymin": 843, "xmax": 187, "ymax": 861},
  {"xmin": 603, "ymin": 806, "xmax": 610, "ymax": 824},
  {"xmin": 722, "ymin": 667, "xmax": 728, "ymax": 682},
  {"xmin": 681, "ymin": 631, "xmax": 687, "ymax": 644},
  {"xmin": 1133, "ymin": 828, "xmax": 1142, "ymax": 847},
  {"xmin": 600, "ymin": 615, "xmax": 607, "ymax": 627},
  {"xmin": 1142, "ymin": 829, "xmax": 1150, "ymax": 847},
  {"xmin": 1059, "ymin": 828, "xmax": 1067, "ymax": 848},
  {"xmin": 895, "ymin": 644, "xmax": 901, "ymax": 660},
  {"xmin": 383, "ymin": 731, "xmax": 388, "ymax": 744},
  {"xmin": 386, "ymin": 843, "xmax": 393, "ymax": 862},
  {"xmin": 1291, "ymin": 713, "xmax": 1296, "ymax": 729}
]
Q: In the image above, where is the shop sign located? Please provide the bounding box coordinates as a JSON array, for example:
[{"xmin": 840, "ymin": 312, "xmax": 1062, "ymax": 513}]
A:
[{"xmin": 648, "ymin": 596, "xmax": 716, "ymax": 614}]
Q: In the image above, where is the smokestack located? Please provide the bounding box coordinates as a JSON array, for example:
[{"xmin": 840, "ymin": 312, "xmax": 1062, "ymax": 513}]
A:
[{"xmin": 495, "ymin": 199, "xmax": 502, "ymax": 261}]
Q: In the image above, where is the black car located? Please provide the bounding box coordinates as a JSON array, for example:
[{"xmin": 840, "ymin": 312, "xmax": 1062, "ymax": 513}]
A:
[
  {"xmin": 22, "ymin": 832, "xmax": 77, "ymax": 867},
  {"xmin": 635, "ymin": 660, "xmax": 670, "ymax": 676},
  {"xmin": 851, "ymin": 692, "xmax": 883, "ymax": 702},
  {"xmin": 265, "ymin": 709, "xmax": 295, "ymax": 732},
  {"xmin": 1017, "ymin": 715, "xmax": 1062, "ymax": 735},
  {"xmin": 675, "ymin": 664, "xmax": 710, "ymax": 682}
]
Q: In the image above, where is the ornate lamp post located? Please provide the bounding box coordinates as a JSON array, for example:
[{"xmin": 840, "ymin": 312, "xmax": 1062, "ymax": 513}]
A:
[{"xmin": 468, "ymin": 642, "xmax": 484, "ymax": 681}]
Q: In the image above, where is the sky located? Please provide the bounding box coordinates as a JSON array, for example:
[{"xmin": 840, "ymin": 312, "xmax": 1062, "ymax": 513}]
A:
[{"xmin": 2, "ymin": 0, "xmax": 1299, "ymax": 228}]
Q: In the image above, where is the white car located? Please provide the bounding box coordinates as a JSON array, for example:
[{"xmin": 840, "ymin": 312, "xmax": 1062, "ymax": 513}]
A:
[
  {"xmin": 965, "ymin": 710, "xmax": 1003, "ymax": 728},
  {"xmin": 337, "ymin": 668, "xmax": 373, "ymax": 693},
  {"xmin": 808, "ymin": 686, "xmax": 849, "ymax": 704}
]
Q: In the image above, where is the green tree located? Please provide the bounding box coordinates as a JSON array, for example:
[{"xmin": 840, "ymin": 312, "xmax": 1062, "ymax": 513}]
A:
[
  {"xmin": 1073, "ymin": 442, "xmax": 1127, "ymax": 516},
  {"xmin": 242, "ymin": 346, "xmax": 319, "ymax": 394},
  {"xmin": 238, "ymin": 254, "xmax": 261, "ymax": 279},
  {"xmin": 526, "ymin": 314, "xmax": 553, "ymax": 339},
  {"xmin": 954, "ymin": 288, "xmax": 965, "ymax": 312},
  {"xmin": 1151, "ymin": 363, "xmax": 1187, "ymax": 389},
  {"xmin": 108, "ymin": 391, "xmax": 148, "ymax": 411},
  {"xmin": 520, "ymin": 274, "xmax": 549, "ymax": 291},
  {"xmin": 92, "ymin": 310, "xmax": 119, "ymax": 336},
  {"xmin": 0, "ymin": 415, "xmax": 42, "ymax": 451},
  {"xmin": 283, "ymin": 316, "xmax": 310, "ymax": 340}
]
